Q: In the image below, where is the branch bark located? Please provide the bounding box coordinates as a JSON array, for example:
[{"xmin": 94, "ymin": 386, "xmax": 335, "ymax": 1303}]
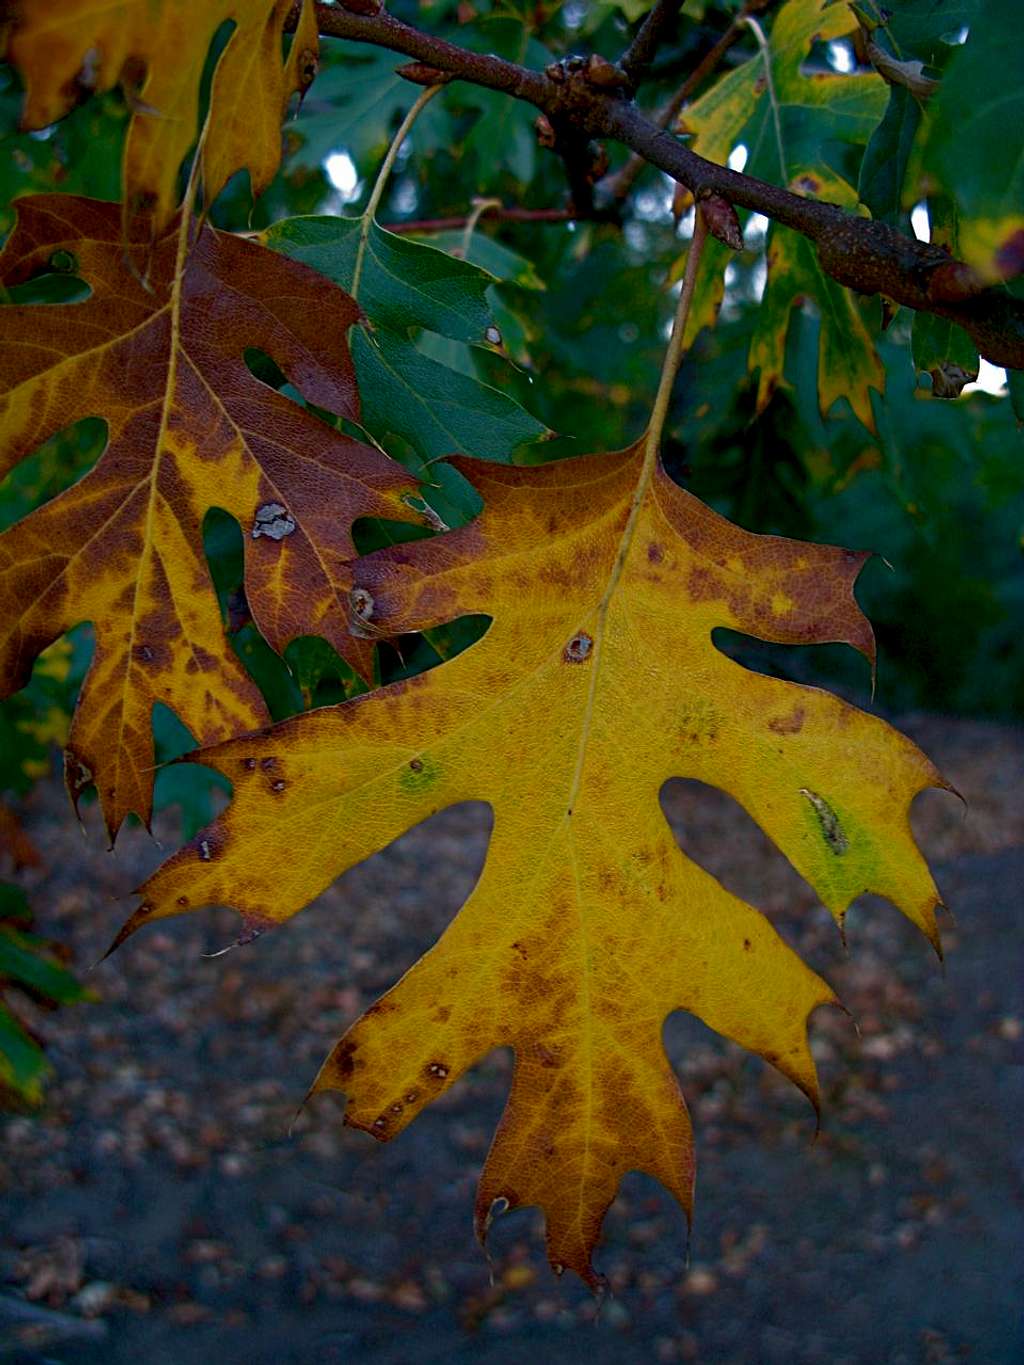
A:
[
  {"xmin": 602, "ymin": 6, "xmax": 758, "ymax": 204},
  {"xmin": 310, "ymin": 2, "xmax": 1024, "ymax": 368}
]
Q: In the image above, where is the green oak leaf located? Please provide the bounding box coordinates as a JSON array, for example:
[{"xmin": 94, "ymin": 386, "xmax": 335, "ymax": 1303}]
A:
[
  {"xmin": 353, "ymin": 328, "xmax": 547, "ymax": 464},
  {"xmin": 263, "ymin": 215, "xmax": 549, "ymax": 464},
  {"xmin": 919, "ymin": 0, "xmax": 1024, "ymax": 283},
  {"xmin": 414, "ymin": 231, "xmax": 547, "ymax": 292},
  {"xmin": 858, "ymin": 83, "xmax": 923, "ymax": 225},
  {"xmin": 263, "ymin": 215, "xmax": 496, "ymax": 344},
  {"xmin": 853, "ymin": 0, "xmax": 979, "ymax": 70},
  {"xmin": 286, "ymin": 47, "xmax": 417, "ymax": 169}
]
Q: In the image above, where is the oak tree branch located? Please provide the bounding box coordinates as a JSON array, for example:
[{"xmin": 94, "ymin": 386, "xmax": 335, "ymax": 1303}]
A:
[{"xmin": 310, "ymin": 2, "xmax": 1024, "ymax": 367}]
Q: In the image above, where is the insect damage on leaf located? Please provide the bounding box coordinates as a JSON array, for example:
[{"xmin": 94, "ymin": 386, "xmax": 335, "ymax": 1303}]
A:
[
  {"xmin": 124, "ymin": 443, "xmax": 949, "ymax": 1287},
  {"xmin": 0, "ymin": 194, "xmax": 420, "ymax": 838},
  {"xmin": 3, "ymin": 0, "xmax": 320, "ymax": 239}
]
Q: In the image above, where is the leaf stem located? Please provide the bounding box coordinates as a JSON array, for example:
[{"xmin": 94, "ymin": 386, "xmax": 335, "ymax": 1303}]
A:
[
  {"xmin": 459, "ymin": 197, "xmax": 502, "ymax": 260},
  {"xmin": 744, "ymin": 15, "xmax": 785, "ymax": 181},
  {"xmin": 561, "ymin": 207, "xmax": 709, "ymax": 826},
  {"xmin": 644, "ymin": 205, "xmax": 710, "ymax": 466},
  {"xmin": 351, "ymin": 83, "xmax": 442, "ymax": 302}
]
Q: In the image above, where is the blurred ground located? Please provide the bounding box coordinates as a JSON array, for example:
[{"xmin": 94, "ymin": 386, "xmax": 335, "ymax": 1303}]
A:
[{"xmin": 1, "ymin": 714, "xmax": 1021, "ymax": 1364}]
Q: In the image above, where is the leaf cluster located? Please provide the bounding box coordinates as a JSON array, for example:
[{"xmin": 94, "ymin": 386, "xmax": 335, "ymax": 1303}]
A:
[{"xmin": 1, "ymin": 0, "xmax": 1022, "ymax": 1280}]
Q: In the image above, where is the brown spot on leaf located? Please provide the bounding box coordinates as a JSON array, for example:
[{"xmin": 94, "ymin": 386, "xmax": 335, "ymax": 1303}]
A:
[
  {"xmin": 647, "ymin": 542, "xmax": 664, "ymax": 564},
  {"xmin": 190, "ymin": 644, "xmax": 217, "ymax": 673},
  {"xmin": 334, "ymin": 1041, "xmax": 358, "ymax": 1080},
  {"xmin": 768, "ymin": 706, "xmax": 805, "ymax": 735}
]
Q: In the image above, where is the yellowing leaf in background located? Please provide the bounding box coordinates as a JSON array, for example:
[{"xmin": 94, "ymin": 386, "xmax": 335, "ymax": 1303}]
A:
[
  {"xmin": 0, "ymin": 195, "xmax": 418, "ymax": 838},
  {"xmin": 126, "ymin": 443, "xmax": 946, "ymax": 1285},
  {"xmin": 680, "ymin": 0, "xmax": 887, "ymax": 427},
  {"xmin": 750, "ymin": 169, "xmax": 885, "ymax": 428},
  {"xmin": 3, "ymin": 0, "xmax": 319, "ymax": 236}
]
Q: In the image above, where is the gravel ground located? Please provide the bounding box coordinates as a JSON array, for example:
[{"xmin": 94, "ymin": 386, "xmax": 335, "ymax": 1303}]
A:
[{"xmin": 1, "ymin": 714, "xmax": 1021, "ymax": 1364}]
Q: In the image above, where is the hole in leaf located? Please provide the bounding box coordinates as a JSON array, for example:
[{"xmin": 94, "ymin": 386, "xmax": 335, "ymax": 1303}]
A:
[
  {"xmin": 243, "ymin": 346, "xmax": 289, "ymax": 390},
  {"xmin": 0, "ymin": 625, "xmax": 93, "ymax": 799},
  {"xmin": 202, "ymin": 507, "xmax": 301, "ymax": 717},
  {"xmin": 1, "ymin": 271, "xmax": 92, "ymax": 306},
  {"xmin": 284, "ymin": 636, "xmax": 363, "ymax": 709},
  {"xmin": 202, "ymin": 508, "xmax": 366, "ymax": 714},
  {"xmin": 351, "ymin": 515, "xmax": 435, "ymax": 556}
]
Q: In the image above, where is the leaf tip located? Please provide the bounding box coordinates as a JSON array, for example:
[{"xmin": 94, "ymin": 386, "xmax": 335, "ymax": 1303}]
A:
[{"xmin": 96, "ymin": 902, "xmax": 153, "ymax": 964}]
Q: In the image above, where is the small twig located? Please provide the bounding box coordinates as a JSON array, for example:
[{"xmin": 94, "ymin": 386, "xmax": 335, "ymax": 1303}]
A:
[
  {"xmin": 619, "ymin": 0, "xmax": 684, "ymax": 89},
  {"xmin": 602, "ymin": 3, "xmax": 763, "ymax": 204},
  {"xmin": 549, "ymin": 121, "xmax": 603, "ymax": 218},
  {"xmin": 649, "ymin": 205, "xmax": 710, "ymax": 448},
  {"xmin": 383, "ymin": 205, "xmax": 577, "ymax": 234}
]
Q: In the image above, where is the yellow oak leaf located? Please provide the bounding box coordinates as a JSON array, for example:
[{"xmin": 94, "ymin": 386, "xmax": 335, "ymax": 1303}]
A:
[
  {"xmin": 0, "ymin": 195, "xmax": 418, "ymax": 839},
  {"xmin": 3, "ymin": 0, "xmax": 319, "ymax": 237},
  {"xmin": 122, "ymin": 441, "xmax": 947, "ymax": 1284}
]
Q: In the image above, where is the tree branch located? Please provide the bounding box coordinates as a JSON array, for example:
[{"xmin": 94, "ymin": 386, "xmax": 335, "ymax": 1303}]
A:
[
  {"xmin": 602, "ymin": 6, "xmax": 758, "ymax": 204},
  {"xmin": 310, "ymin": 2, "xmax": 1024, "ymax": 368}
]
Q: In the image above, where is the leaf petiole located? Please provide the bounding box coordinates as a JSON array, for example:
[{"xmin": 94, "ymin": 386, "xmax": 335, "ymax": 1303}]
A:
[{"xmin": 351, "ymin": 84, "xmax": 443, "ymax": 302}]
